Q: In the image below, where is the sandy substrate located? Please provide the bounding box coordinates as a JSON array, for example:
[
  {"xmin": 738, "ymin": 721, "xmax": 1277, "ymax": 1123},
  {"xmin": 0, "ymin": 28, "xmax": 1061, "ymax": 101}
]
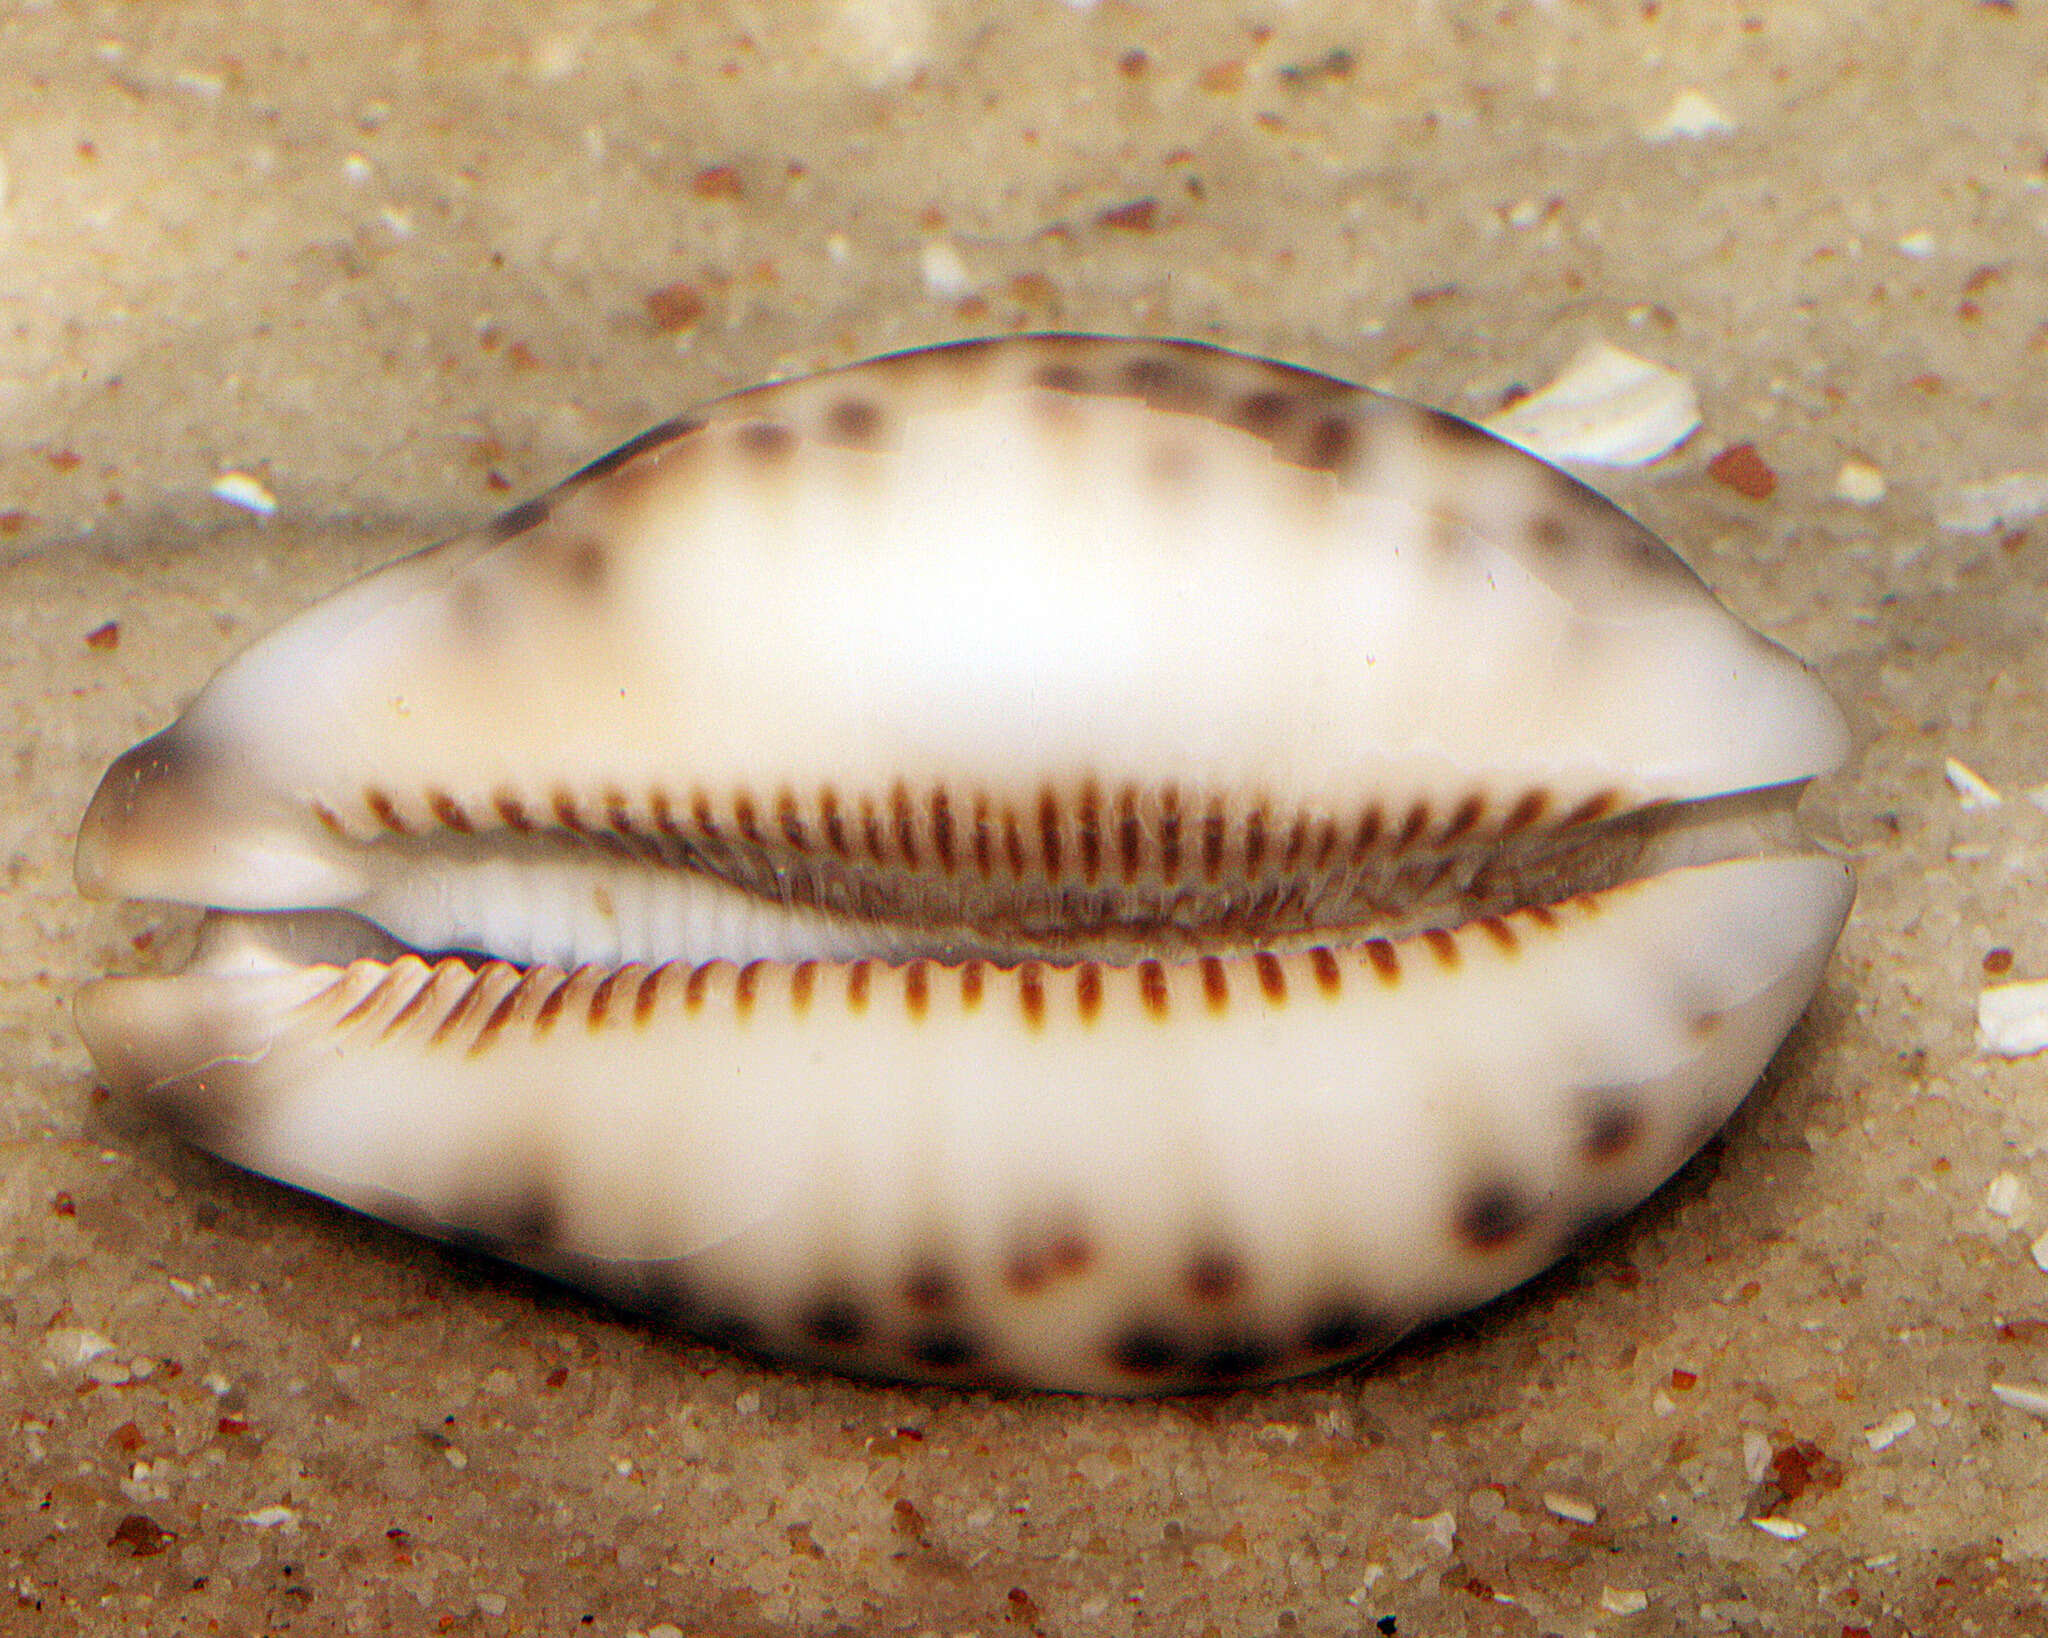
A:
[{"xmin": 8, "ymin": 2, "xmax": 2048, "ymax": 1633}]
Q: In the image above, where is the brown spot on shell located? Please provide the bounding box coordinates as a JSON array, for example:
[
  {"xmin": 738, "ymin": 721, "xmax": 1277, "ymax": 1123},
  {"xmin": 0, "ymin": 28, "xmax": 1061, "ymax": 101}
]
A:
[
  {"xmin": 904, "ymin": 959, "xmax": 931, "ymax": 1018},
  {"xmin": 1106, "ymin": 1327, "xmax": 1179, "ymax": 1378},
  {"xmin": 534, "ymin": 974, "xmax": 572, "ymax": 1032},
  {"xmin": 1229, "ymin": 389, "xmax": 1295, "ymax": 440},
  {"xmin": 1186, "ymin": 1249, "xmax": 1245, "ymax": 1304},
  {"xmin": 1254, "ymin": 952, "xmax": 1286, "ymax": 1002},
  {"xmin": 1194, "ymin": 1336, "xmax": 1277, "ymax": 1382},
  {"xmin": 736, "ymin": 420, "xmax": 797, "ymax": 461},
  {"xmin": 1580, "ymin": 1100, "xmax": 1645, "ymax": 1164},
  {"xmin": 1076, "ymin": 962, "xmax": 1103, "ymax": 1021},
  {"xmin": 1478, "ymin": 916, "xmax": 1517, "ymax": 952},
  {"xmin": 789, "ymin": 960, "xmax": 817, "ymax": 1013},
  {"xmin": 1031, "ymin": 361, "xmax": 1091, "ymax": 395},
  {"xmin": 959, "ymin": 960, "xmax": 986, "ymax": 1009},
  {"xmin": 587, "ymin": 969, "xmax": 627, "ymax": 1029},
  {"xmin": 1456, "ymin": 1182, "xmax": 1535, "ymax": 1253},
  {"xmin": 734, "ymin": 960, "xmax": 764, "ymax": 1015},
  {"xmin": 634, "ymin": 966, "xmax": 665, "ymax": 1025},
  {"xmin": 908, "ymin": 1329, "xmax": 980, "ymax": 1372},
  {"xmin": 1301, "ymin": 412, "xmax": 1357, "ymax": 472},
  {"xmin": 822, "ymin": 397, "xmax": 887, "ymax": 448},
  {"xmin": 1565, "ymin": 789, "xmax": 1622, "ymax": 827},
  {"xmin": 1422, "ymin": 928, "xmax": 1461, "ymax": 968},
  {"xmin": 1119, "ymin": 353, "xmax": 1210, "ymax": 414},
  {"xmin": 1502, "ymin": 789, "xmax": 1549, "ymax": 835},
  {"xmin": 900, "ymin": 1264, "xmax": 957, "ymax": 1312},
  {"xmin": 1299, "ymin": 1302, "xmax": 1396, "ymax": 1359},
  {"xmin": 684, "ymin": 962, "xmax": 714, "ymax": 1010},
  {"xmin": 1200, "ymin": 956, "xmax": 1229, "ymax": 1012},
  {"xmin": 846, "ymin": 960, "xmax": 873, "ymax": 1012},
  {"xmin": 427, "ymin": 789, "xmax": 472, "ymax": 834},
  {"xmin": 800, "ymin": 1296, "xmax": 867, "ymax": 1348}
]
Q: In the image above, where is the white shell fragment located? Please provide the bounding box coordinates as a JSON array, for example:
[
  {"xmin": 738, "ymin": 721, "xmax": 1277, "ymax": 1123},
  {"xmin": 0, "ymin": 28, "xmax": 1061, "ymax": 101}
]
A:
[
  {"xmin": 209, "ymin": 471, "xmax": 279, "ymax": 516},
  {"xmin": 1944, "ymin": 756, "xmax": 2002, "ymax": 810},
  {"xmin": 74, "ymin": 334, "xmax": 1852, "ymax": 1393},
  {"xmin": 1936, "ymin": 471, "xmax": 2048, "ymax": 534},
  {"xmin": 1978, "ymin": 981, "xmax": 2048, "ymax": 1058},
  {"xmin": 1644, "ymin": 89, "xmax": 1734, "ymax": 141},
  {"xmin": 1479, "ymin": 343, "xmax": 1700, "ymax": 468},
  {"xmin": 1992, "ymin": 1382, "xmax": 2048, "ymax": 1421}
]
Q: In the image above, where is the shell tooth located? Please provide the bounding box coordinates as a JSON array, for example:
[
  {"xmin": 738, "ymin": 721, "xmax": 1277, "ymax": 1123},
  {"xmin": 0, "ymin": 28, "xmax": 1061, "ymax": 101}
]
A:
[{"xmin": 72, "ymin": 333, "xmax": 1854, "ymax": 1391}]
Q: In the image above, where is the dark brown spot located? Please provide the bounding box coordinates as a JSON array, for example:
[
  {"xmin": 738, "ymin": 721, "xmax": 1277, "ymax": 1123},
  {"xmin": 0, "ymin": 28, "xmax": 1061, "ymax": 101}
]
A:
[
  {"xmin": 1120, "ymin": 354, "xmax": 1208, "ymax": 413},
  {"xmin": 1230, "ymin": 389, "xmax": 1294, "ymax": 439},
  {"xmin": 1048, "ymin": 1230, "xmax": 1093, "ymax": 1276},
  {"xmin": 732, "ymin": 789, "xmax": 762, "ymax": 847},
  {"xmin": 1422, "ymin": 408, "xmax": 1497, "ymax": 453},
  {"xmin": 1076, "ymin": 781, "xmax": 1102, "ymax": 882},
  {"xmin": 959, "ymin": 960, "xmax": 986, "ymax": 1009},
  {"xmin": 847, "ymin": 960, "xmax": 873, "ymax": 1012},
  {"xmin": 1194, "ymin": 1336, "xmax": 1276, "ymax": 1383},
  {"xmin": 1107, "ymin": 1327, "xmax": 1179, "ymax": 1377},
  {"xmin": 905, "ymin": 960, "xmax": 931, "ymax": 1019},
  {"xmin": 1581, "ymin": 1100, "xmax": 1645, "ymax": 1164},
  {"xmin": 1254, "ymin": 952, "xmax": 1286, "ymax": 1003},
  {"xmin": 382, "ymin": 968, "xmax": 444, "ymax": 1037},
  {"xmin": 1200, "ymin": 956, "xmax": 1229, "ymax": 1012},
  {"xmin": 1280, "ymin": 813, "xmax": 1310, "ymax": 872},
  {"xmin": 488, "ymin": 496, "xmax": 550, "ymax": 541},
  {"xmin": 1076, "ymin": 962, "xmax": 1103, "ymax": 1021},
  {"xmin": 1115, "ymin": 787, "xmax": 1143, "ymax": 882},
  {"xmin": 696, "ymin": 1309, "xmax": 764, "ymax": 1355},
  {"xmin": 311, "ymin": 799, "xmax": 347, "ymax": 837},
  {"xmin": 900, "ymin": 1264, "xmax": 956, "ymax": 1312},
  {"xmin": 1186, "ymin": 1249, "xmax": 1245, "ymax": 1303},
  {"xmin": 691, "ymin": 790, "xmax": 720, "ymax": 842},
  {"xmin": 1300, "ymin": 1302, "xmax": 1394, "ymax": 1358},
  {"xmin": 1032, "ymin": 361, "xmax": 1091, "ymax": 395},
  {"xmin": 859, "ymin": 795, "xmax": 886, "ymax": 864},
  {"xmin": 1478, "ymin": 916, "xmax": 1517, "ymax": 952},
  {"xmin": 737, "ymin": 420, "xmax": 797, "ymax": 461},
  {"xmin": 1456, "ymin": 1182, "xmax": 1535, "ymax": 1253},
  {"xmin": 634, "ymin": 967, "xmax": 665, "ymax": 1025},
  {"xmin": 564, "ymin": 415, "xmax": 703, "ymax": 487},
  {"xmin": 1363, "ymin": 939, "xmax": 1400, "ymax": 983},
  {"xmin": 1529, "ymin": 513, "xmax": 1572, "ymax": 555},
  {"xmin": 823, "ymin": 397, "xmax": 886, "ymax": 448},
  {"xmin": 908, "ymin": 1329, "xmax": 980, "ymax": 1372},
  {"xmin": 1392, "ymin": 801, "xmax": 1431, "ymax": 854},
  {"xmin": 1422, "ymin": 928, "xmax": 1460, "ymax": 969},
  {"xmin": 1309, "ymin": 947, "xmax": 1341, "ymax": 997},
  {"xmin": 558, "ymin": 538, "xmax": 606, "ymax": 593},
  {"xmin": 1524, "ymin": 903, "xmax": 1559, "ymax": 931},
  {"xmin": 1301, "ymin": 413, "xmax": 1356, "ymax": 472},
  {"xmin": 366, "ymin": 787, "xmax": 406, "ymax": 833},
  {"xmin": 1138, "ymin": 959, "xmax": 1169, "ymax": 1018},
  {"xmin": 801, "ymin": 1296, "xmax": 866, "ymax": 1348},
  {"xmin": 1018, "ymin": 962, "xmax": 1046, "ymax": 1028},
  {"xmin": 790, "ymin": 960, "xmax": 816, "ymax": 1012}
]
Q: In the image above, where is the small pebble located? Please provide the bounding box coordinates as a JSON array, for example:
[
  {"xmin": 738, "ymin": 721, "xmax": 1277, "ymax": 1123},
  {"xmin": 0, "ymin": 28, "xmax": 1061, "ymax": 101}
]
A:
[
  {"xmin": 1862, "ymin": 1409, "xmax": 1917, "ymax": 1452},
  {"xmin": 1833, "ymin": 458, "xmax": 1887, "ymax": 504},
  {"xmin": 1752, "ymin": 1516, "xmax": 1808, "ymax": 1541},
  {"xmin": 1600, "ymin": 1586, "xmax": 1650, "ymax": 1615},
  {"xmin": 1543, "ymin": 1491, "xmax": 1599, "ymax": 1525},
  {"xmin": 1707, "ymin": 442, "xmax": 1777, "ymax": 499},
  {"xmin": 1992, "ymin": 1382, "xmax": 2048, "ymax": 1420},
  {"xmin": 210, "ymin": 472, "xmax": 278, "ymax": 516},
  {"xmin": 1987, "ymin": 1171, "xmax": 2027, "ymax": 1217},
  {"xmin": 1645, "ymin": 88, "xmax": 1733, "ymax": 139}
]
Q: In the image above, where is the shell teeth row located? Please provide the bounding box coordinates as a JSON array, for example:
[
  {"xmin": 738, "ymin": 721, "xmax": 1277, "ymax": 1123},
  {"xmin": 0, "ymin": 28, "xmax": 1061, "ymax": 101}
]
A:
[
  {"xmin": 297, "ymin": 899, "xmax": 1587, "ymax": 1050},
  {"xmin": 316, "ymin": 779, "xmax": 1620, "ymax": 875}
]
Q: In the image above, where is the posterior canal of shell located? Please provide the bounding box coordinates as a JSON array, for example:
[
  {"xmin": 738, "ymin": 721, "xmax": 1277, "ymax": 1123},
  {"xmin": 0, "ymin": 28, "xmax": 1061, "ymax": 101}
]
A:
[{"xmin": 73, "ymin": 334, "xmax": 1854, "ymax": 1393}]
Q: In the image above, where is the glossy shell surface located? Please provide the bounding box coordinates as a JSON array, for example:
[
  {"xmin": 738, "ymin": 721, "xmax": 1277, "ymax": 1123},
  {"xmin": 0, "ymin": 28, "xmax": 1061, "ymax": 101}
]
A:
[{"xmin": 75, "ymin": 335, "xmax": 1853, "ymax": 1392}]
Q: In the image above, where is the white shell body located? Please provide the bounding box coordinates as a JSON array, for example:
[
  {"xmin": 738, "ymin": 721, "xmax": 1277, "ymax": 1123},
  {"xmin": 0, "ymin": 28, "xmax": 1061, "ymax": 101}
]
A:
[{"xmin": 75, "ymin": 335, "xmax": 1853, "ymax": 1392}]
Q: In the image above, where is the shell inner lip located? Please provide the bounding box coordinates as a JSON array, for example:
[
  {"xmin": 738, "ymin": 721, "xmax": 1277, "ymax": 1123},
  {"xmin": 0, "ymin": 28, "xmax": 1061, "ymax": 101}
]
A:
[{"xmin": 163, "ymin": 782, "xmax": 1820, "ymax": 980}]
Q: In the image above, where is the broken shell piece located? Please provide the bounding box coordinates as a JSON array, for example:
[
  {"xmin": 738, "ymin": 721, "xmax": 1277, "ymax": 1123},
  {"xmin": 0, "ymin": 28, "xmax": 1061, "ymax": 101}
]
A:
[
  {"xmin": 1937, "ymin": 472, "xmax": 2048, "ymax": 534},
  {"xmin": 1645, "ymin": 89, "xmax": 1734, "ymax": 141},
  {"xmin": 1980, "ymin": 981, "xmax": 2048, "ymax": 1058},
  {"xmin": 75, "ymin": 334, "xmax": 1851, "ymax": 1393},
  {"xmin": 1945, "ymin": 757, "xmax": 2002, "ymax": 810},
  {"xmin": 1481, "ymin": 343, "xmax": 1700, "ymax": 467}
]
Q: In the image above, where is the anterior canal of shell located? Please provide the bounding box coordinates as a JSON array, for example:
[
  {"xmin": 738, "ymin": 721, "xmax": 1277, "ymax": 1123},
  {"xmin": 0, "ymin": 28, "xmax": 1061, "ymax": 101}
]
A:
[{"xmin": 73, "ymin": 334, "xmax": 1854, "ymax": 1393}]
